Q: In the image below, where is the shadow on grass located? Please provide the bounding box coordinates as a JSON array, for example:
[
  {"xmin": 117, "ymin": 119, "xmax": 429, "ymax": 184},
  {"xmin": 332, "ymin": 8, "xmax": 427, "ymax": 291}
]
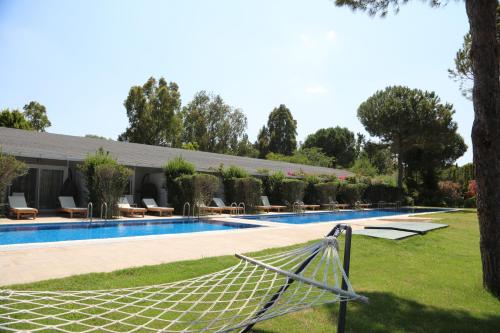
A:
[{"xmin": 251, "ymin": 291, "xmax": 500, "ymax": 333}]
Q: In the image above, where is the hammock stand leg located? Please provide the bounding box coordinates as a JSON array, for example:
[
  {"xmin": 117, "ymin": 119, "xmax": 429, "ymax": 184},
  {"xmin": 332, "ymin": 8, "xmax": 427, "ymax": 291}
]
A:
[{"xmin": 241, "ymin": 224, "xmax": 352, "ymax": 333}]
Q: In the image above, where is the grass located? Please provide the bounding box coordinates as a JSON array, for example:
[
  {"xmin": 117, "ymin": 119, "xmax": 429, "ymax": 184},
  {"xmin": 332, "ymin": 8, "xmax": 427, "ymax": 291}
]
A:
[{"xmin": 5, "ymin": 210, "xmax": 500, "ymax": 332}]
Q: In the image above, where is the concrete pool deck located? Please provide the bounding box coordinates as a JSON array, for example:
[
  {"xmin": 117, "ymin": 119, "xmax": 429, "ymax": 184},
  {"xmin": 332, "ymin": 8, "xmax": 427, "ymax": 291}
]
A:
[{"xmin": 0, "ymin": 211, "xmax": 440, "ymax": 286}]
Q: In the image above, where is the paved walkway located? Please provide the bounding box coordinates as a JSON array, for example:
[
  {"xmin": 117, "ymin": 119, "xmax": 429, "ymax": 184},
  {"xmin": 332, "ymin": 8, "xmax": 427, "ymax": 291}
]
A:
[{"xmin": 0, "ymin": 214, "xmax": 435, "ymax": 286}]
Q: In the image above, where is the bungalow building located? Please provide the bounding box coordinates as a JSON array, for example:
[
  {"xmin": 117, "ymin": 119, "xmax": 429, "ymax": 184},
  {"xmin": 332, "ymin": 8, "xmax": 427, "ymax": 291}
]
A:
[{"xmin": 0, "ymin": 127, "xmax": 352, "ymax": 211}]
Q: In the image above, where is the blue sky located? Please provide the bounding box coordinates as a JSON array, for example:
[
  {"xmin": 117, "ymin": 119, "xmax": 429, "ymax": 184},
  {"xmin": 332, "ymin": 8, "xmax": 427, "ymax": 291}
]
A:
[{"xmin": 0, "ymin": 0, "xmax": 472, "ymax": 164}]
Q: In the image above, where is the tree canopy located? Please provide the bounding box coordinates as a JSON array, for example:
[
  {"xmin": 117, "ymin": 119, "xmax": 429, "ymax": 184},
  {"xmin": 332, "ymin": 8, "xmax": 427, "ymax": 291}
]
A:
[
  {"xmin": 0, "ymin": 109, "xmax": 32, "ymax": 130},
  {"xmin": 358, "ymin": 86, "xmax": 467, "ymax": 189},
  {"xmin": 261, "ymin": 104, "xmax": 297, "ymax": 156},
  {"xmin": 119, "ymin": 76, "xmax": 181, "ymax": 146},
  {"xmin": 181, "ymin": 91, "xmax": 247, "ymax": 154},
  {"xmin": 303, "ymin": 126, "xmax": 357, "ymax": 167},
  {"xmin": 23, "ymin": 101, "xmax": 51, "ymax": 132}
]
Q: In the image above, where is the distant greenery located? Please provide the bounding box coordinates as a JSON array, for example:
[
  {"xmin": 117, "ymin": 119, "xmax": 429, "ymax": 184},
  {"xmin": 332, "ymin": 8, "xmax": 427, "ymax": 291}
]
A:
[
  {"xmin": 266, "ymin": 148, "xmax": 334, "ymax": 168},
  {"xmin": 257, "ymin": 104, "xmax": 297, "ymax": 157},
  {"xmin": 119, "ymin": 77, "xmax": 181, "ymax": 146},
  {"xmin": 303, "ymin": 126, "xmax": 357, "ymax": 167},
  {"xmin": 0, "ymin": 101, "xmax": 51, "ymax": 132}
]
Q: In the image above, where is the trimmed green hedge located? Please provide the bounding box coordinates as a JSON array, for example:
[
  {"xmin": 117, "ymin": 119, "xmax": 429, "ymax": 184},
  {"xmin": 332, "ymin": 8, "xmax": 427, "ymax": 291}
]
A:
[
  {"xmin": 224, "ymin": 177, "xmax": 262, "ymax": 211},
  {"xmin": 314, "ymin": 182, "xmax": 339, "ymax": 204},
  {"xmin": 175, "ymin": 174, "xmax": 219, "ymax": 209},
  {"xmin": 363, "ymin": 184, "xmax": 402, "ymax": 203},
  {"xmin": 337, "ymin": 183, "xmax": 367, "ymax": 206},
  {"xmin": 280, "ymin": 179, "xmax": 306, "ymax": 206}
]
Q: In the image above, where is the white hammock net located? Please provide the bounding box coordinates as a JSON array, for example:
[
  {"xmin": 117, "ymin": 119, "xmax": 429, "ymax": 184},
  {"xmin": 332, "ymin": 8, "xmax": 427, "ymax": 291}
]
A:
[{"xmin": 0, "ymin": 236, "xmax": 366, "ymax": 333}]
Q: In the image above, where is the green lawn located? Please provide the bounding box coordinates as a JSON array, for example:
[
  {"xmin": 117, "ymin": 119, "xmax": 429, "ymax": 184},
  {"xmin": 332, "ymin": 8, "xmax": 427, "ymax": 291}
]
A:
[{"xmin": 6, "ymin": 210, "xmax": 500, "ymax": 332}]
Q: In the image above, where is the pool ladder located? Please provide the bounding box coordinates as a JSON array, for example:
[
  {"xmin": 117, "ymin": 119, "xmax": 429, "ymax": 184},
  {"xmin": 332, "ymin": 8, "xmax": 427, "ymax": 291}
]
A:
[
  {"xmin": 183, "ymin": 202, "xmax": 192, "ymax": 218},
  {"xmin": 293, "ymin": 201, "xmax": 305, "ymax": 214},
  {"xmin": 230, "ymin": 202, "xmax": 245, "ymax": 216},
  {"xmin": 87, "ymin": 202, "xmax": 93, "ymax": 223},
  {"xmin": 100, "ymin": 202, "xmax": 108, "ymax": 221}
]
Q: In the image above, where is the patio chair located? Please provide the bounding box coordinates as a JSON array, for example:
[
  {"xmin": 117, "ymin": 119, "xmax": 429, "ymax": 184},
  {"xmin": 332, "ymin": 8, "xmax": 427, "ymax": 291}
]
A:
[
  {"xmin": 212, "ymin": 198, "xmax": 240, "ymax": 214},
  {"xmin": 197, "ymin": 202, "xmax": 224, "ymax": 215},
  {"xmin": 255, "ymin": 196, "xmax": 287, "ymax": 213},
  {"xmin": 57, "ymin": 196, "xmax": 88, "ymax": 218},
  {"xmin": 142, "ymin": 198, "xmax": 174, "ymax": 216},
  {"xmin": 118, "ymin": 196, "xmax": 146, "ymax": 217},
  {"xmin": 296, "ymin": 201, "xmax": 320, "ymax": 211},
  {"xmin": 8, "ymin": 195, "xmax": 38, "ymax": 220}
]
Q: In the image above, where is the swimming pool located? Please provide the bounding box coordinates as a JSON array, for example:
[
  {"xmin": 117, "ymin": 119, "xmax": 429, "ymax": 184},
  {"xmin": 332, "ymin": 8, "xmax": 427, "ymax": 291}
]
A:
[
  {"xmin": 242, "ymin": 208, "xmax": 450, "ymax": 224},
  {"xmin": 0, "ymin": 219, "xmax": 260, "ymax": 246}
]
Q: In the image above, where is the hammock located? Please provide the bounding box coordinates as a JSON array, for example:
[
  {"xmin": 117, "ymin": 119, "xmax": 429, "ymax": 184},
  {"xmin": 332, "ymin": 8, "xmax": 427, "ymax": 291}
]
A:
[{"xmin": 0, "ymin": 224, "xmax": 367, "ymax": 333}]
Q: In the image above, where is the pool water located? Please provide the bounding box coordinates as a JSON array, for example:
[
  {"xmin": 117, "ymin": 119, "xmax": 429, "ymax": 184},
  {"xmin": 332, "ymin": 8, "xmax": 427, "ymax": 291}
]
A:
[
  {"xmin": 242, "ymin": 208, "xmax": 449, "ymax": 224},
  {"xmin": 0, "ymin": 219, "xmax": 259, "ymax": 245}
]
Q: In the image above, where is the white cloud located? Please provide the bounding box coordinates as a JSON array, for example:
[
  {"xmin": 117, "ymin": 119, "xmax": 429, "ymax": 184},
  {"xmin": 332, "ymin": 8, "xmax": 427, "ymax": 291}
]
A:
[
  {"xmin": 305, "ymin": 84, "xmax": 328, "ymax": 95},
  {"xmin": 326, "ymin": 30, "xmax": 336, "ymax": 41}
]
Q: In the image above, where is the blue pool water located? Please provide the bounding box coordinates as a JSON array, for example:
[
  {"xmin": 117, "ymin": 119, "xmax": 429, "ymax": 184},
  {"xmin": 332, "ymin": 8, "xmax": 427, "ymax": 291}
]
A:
[
  {"xmin": 242, "ymin": 208, "xmax": 449, "ymax": 224},
  {"xmin": 0, "ymin": 219, "xmax": 259, "ymax": 245}
]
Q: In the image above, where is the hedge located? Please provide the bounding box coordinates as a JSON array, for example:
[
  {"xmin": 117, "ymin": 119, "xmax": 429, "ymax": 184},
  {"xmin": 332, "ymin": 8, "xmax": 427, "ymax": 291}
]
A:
[
  {"xmin": 280, "ymin": 179, "xmax": 306, "ymax": 206},
  {"xmin": 337, "ymin": 183, "xmax": 367, "ymax": 206},
  {"xmin": 224, "ymin": 177, "xmax": 262, "ymax": 211},
  {"xmin": 314, "ymin": 182, "xmax": 339, "ymax": 204},
  {"xmin": 175, "ymin": 174, "xmax": 219, "ymax": 210},
  {"xmin": 363, "ymin": 184, "xmax": 402, "ymax": 204}
]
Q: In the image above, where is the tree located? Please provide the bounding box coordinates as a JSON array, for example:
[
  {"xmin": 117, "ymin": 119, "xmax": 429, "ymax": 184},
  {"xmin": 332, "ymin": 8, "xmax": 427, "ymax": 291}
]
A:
[
  {"xmin": 181, "ymin": 91, "xmax": 248, "ymax": 154},
  {"xmin": 362, "ymin": 140, "xmax": 394, "ymax": 175},
  {"xmin": 0, "ymin": 151, "xmax": 27, "ymax": 214},
  {"xmin": 357, "ymin": 86, "xmax": 466, "ymax": 190},
  {"xmin": 255, "ymin": 125, "xmax": 270, "ymax": 158},
  {"xmin": 267, "ymin": 104, "xmax": 297, "ymax": 156},
  {"xmin": 335, "ymin": 0, "xmax": 500, "ymax": 297},
  {"xmin": 266, "ymin": 147, "xmax": 334, "ymax": 168},
  {"xmin": 236, "ymin": 134, "xmax": 259, "ymax": 158},
  {"xmin": 0, "ymin": 109, "xmax": 32, "ymax": 130},
  {"xmin": 303, "ymin": 127, "xmax": 357, "ymax": 167},
  {"xmin": 119, "ymin": 76, "xmax": 181, "ymax": 147},
  {"xmin": 23, "ymin": 101, "xmax": 51, "ymax": 132},
  {"xmin": 448, "ymin": 6, "xmax": 500, "ymax": 100}
]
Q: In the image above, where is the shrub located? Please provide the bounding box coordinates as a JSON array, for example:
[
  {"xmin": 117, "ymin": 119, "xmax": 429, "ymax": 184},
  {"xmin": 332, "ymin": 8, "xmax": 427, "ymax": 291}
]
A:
[
  {"xmin": 438, "ymin": 181, "xmax": 463, "ymax": 207},
  {"xmin": 280, "ymin": 179, "xmax": 306, "ymax": 206},
  {"xmin": 175, "ymin": 174, "xmax": 219, "ymax": 208},
  {"xmin": 80, "ymin": 148, "xmax": 132, "ymax": 218},
  {"xmin": 261, "ymin": 171, "xmax": 285, "ymax": 204},
  {"xmin": 218, "ymin": 164, "xmax": 249, "ymax": 182},
  {"xmin": 351, "ymin": 156, "xmax": 378, "ymax": 177},
  {"xmin": 164, "ymin": 157, "xmax": 196, "ymax": 210},
  {"xmin": 303, "ymin": 175, "xmax": 321, "ymax": 204},
  {"xmin": 0, "ymin": 151, "xmax": 27, "ymax": 215},
  {"xmin": 225, "ymin": 177, "xmax": 262, "ymax": 211},
  {"xmin": 464, "ymin": 196, "xmax": 476, "ymax": 208},
  {"xmin": 94, "ymin": 163, "xmax": 133, "ymax": 218},
  {"xmin": 337, "ymin": 183, "xmax": 367, "ymax": 205},
  {"xmin": 314, "ymin": 182, "xmax": 339, "ymax": 204},
  {"xmin": 467, "ymin": 180, "xmax": 477, "ymax": 198}
]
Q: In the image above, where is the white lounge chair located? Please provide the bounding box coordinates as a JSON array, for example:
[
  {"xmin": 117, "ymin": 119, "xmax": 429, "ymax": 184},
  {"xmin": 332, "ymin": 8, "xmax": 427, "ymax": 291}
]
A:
[
  {"xmin": 255, "ymin": 196, "xmax": 286, "ymax": 213},
  {"xmin": 8, "ymin": 195, "xmax": 38, "ymax": 220},
  {"xmin": 57, "ymin": 196, "xmax": 88, "ymax": 218},
  {"xmin": 142, "ymin": 198, "xmax": 174, "ymax": 216},
  {"xmin": 212, "ymin": 198, "xmax": 240, "ymax": 213},
  {"xmin": 118, "ymin": 196, "xmax": 146, "ymax": 217}
]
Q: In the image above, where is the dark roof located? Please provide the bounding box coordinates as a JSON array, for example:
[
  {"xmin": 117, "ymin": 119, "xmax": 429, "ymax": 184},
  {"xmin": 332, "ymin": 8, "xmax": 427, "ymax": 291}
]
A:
[{"xmin": 0, "ymin": 127, "xmax": 352, "ymax": 177}]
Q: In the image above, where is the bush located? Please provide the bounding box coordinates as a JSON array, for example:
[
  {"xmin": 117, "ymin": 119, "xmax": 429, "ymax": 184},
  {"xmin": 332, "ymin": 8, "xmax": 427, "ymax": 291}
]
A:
[
  {"xmin": 225, "ymin": 177, "xmax": 262, "ymax": 211},
  {"xmin": 261, "ymin": 171, "xmax": 285, "ymax": 204},
  {"xmin": 438, "ymin": 181, "xmax": 463, "ymax": 207},
  {"xmin": 80, "ymin": 148, "xmax": 132, "ymax": 218},
  {"xmin": 314, "ymin": 182, "xmax": 339, "ymax": 204},
  {"xmin": 94, "ymin": 164, "xmax": 133, "ymax": 218},
  {"xmin": 303, "ymin": 175, "xmax": 321, "ymax": 204},
  {"xmin": 280, "ymin": 179, "xmax": 306, "ymax": 206},
  {"xmin": 164, "ymin": 157, "xmax": 196, "ymax": 211},
  {"xmin": 464, "ymin": 196, "xmax": 476, "ymax": 208},
  {"xmin": 467, "ymin": 180, "xmax": 477, "ymax": 198},
  {"xmin": 218, "ymin": 164, "xmax": 249, "ymax": 182},
  {"xmin": 175, "ymin": 174, "xmax": 219, "ymax": 208},
  {"xmin": 0, "ymin": 151, "xmax": 27, "ymax": 215},
  {"xmin": 337, "ymin": 183, "xmax": 367, "ymax": 206}
]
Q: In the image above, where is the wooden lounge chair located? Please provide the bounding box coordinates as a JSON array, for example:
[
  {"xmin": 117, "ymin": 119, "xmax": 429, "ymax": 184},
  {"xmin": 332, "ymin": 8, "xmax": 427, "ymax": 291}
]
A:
[
  {"xmin": 256, "ymin": 196, "xmax": 287, "ymax": 213},
  {"xmin": 8, "ymin": 195, "xmax": 38, "ymax": 220},
  {"xmin": 57, "ymin": 196, "xmax": 88, "ymax": 218},
  {"xmin": 212, "ymin": 198, "xmax": 240, "ymax": 214},
  {"xmin": 118, "ymin": 196, "xmax": 146, "ymax": 217},
  {"xmin": 142, "ymin": 198, "xmax": 174, "ymax": 216},
  {"xmin": 297, "ymin": 202, "xmax": 320, "ymax": 211},
  {"xmin": 197, "ymin": 203, "xmax": 223, "ymax": 215}
]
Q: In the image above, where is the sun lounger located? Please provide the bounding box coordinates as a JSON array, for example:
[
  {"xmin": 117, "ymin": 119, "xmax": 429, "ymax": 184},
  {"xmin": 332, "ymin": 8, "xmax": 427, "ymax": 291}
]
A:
[
  {"xmin": 142, "ymin": 198, "xmax": 174, "ymax": 216},
  {"xmin": 212, "ymin": 198, "xmax": 241, "ymax": 213},
  {"xmin": 118, "ymin": 196, "xmax": 146, "ymax": 217},
  {"xmin": 255, "ymin": 196, "xmax": 287, "ymax": 212},
  {"xmin": 8, "ymin": 195, "xmax": 38, "ymax": 219},
  {"xmin": 57, "ymin": 196, "xmax": 88, "ymax": 218}
]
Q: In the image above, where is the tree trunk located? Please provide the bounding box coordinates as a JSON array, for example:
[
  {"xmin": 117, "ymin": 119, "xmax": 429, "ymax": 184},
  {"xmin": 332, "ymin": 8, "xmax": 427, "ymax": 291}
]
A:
[{"xmin": 466, "ymin": 0, "xmax": 500, "ymax": 297}]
